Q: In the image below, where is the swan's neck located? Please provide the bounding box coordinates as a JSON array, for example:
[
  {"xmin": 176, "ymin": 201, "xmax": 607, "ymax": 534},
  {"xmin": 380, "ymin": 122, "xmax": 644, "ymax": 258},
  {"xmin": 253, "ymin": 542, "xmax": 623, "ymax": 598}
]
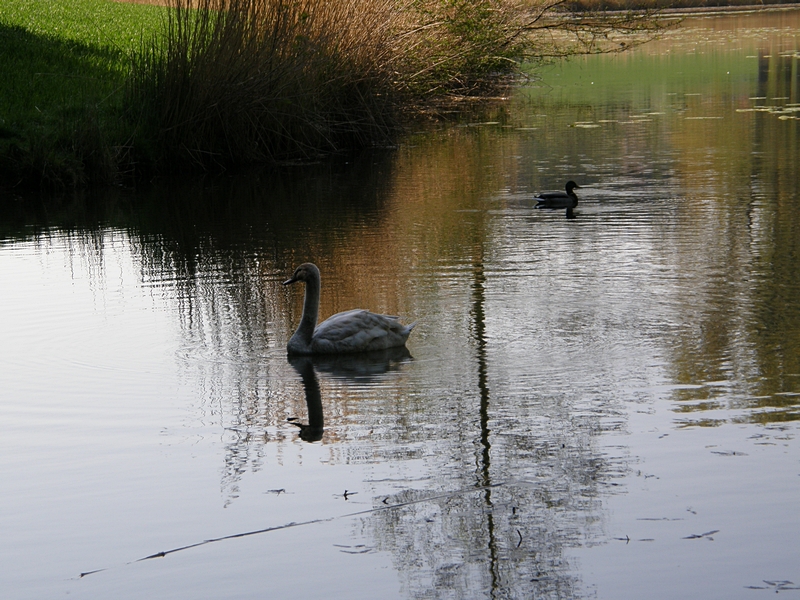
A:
[{"xmin": 289, "ymin": 275, "xmax": 320, "ymax": 352}]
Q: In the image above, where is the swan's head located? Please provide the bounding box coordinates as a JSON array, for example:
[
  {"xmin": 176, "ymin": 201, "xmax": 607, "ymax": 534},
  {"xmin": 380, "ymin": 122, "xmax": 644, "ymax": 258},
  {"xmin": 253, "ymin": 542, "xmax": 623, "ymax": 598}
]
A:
[
  {"xmin": 565, "ymin": 181, "xmax": 581, "ymax": 193},
  {"xmin": 283, "ymin": 262, "xmax": 320, "ymax": 286}
]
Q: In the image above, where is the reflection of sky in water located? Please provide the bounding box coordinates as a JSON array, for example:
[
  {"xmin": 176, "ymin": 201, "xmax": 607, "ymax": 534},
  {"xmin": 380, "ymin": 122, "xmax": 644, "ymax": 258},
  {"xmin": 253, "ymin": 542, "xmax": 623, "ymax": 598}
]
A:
[{"xmin": 1, "ymin": 10, "xmax": 800, "ymax": 600}]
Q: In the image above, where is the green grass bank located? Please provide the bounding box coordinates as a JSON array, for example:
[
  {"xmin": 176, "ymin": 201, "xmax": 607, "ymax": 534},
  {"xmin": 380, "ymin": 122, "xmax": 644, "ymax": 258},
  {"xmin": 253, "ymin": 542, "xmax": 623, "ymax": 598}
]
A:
[{"xmin": 0, "ymin": 0, "xmax": 164, "ymax": 187}]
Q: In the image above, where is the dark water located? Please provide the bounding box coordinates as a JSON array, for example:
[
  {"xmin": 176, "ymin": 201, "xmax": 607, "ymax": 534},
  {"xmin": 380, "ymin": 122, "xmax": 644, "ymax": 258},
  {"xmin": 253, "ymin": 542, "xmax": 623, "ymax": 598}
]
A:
[{"xmin": 1, "ymin": 10, "xmax": 799, "ymax": 599}]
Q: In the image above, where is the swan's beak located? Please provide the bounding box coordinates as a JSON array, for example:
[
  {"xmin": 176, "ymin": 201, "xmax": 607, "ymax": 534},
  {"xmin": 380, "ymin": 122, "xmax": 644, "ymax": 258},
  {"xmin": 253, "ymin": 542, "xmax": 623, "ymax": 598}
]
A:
[{"xmin": 283, "ymin": 276, "xmax": 297, "ymax": 286}]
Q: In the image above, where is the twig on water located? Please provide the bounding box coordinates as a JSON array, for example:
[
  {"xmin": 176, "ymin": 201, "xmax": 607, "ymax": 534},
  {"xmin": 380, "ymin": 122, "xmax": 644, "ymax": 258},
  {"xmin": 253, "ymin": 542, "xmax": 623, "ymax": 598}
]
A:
[{"xmin": 79, "ymin": 481, "xmax": 506, "ymax": 578}]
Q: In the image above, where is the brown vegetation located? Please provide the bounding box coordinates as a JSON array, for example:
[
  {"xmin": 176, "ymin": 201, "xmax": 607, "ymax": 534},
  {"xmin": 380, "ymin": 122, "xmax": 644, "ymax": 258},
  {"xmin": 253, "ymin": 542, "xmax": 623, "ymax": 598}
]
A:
[{"xmin": 126, "ymin": 0, "xmax": 533, "ymax": 169}]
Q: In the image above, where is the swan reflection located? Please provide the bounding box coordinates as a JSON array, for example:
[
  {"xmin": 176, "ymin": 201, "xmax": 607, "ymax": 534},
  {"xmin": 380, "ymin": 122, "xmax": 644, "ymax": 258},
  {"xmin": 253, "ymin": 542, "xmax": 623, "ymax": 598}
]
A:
[
  {"xmin": 287, "ymin": 348, "xmax": 413, "ymax": 441},
  {"xmin": 287, "ymin": 357, "xmax": 324, "ymax": 442},
  {"xmin": 308, "ymin": 345, "xmax": 412, "ymax": 382}
]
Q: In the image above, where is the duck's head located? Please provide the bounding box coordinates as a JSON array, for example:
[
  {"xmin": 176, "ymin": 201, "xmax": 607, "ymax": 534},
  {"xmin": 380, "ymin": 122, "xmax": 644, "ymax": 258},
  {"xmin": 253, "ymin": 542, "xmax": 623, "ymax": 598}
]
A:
[
  {"xmin": 284, "ymin": 262, "xmax": 320, "ymax": 286},
  {"xmin": 565, "ymin": 181, "xmax": 581, "ymax": 193}
]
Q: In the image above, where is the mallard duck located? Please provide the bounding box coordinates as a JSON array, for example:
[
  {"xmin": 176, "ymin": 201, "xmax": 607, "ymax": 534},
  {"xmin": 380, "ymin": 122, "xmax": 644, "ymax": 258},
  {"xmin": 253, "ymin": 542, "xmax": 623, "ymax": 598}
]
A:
[
  {"xmin": 283, "ymin": 263, "xmax": 415, "ymax": 355},
  {"xmin": 535, "ymin": 181, "xmax": 581, "ymax": 209}
]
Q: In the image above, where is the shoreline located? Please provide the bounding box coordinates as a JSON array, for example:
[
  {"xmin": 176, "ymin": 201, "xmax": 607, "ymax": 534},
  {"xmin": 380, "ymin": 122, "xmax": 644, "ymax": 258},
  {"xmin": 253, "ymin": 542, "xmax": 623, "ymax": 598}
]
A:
[
  {"xmin": 629, "ymin": 3, "xmax": 800, "ymax": 15},
  {"xmin": 112, "ymin": 0, "xmax": 800, "ymax": 11},
  {"xmin": 6, "ymin": 1, "xmax": 798, "ymax": 191}
]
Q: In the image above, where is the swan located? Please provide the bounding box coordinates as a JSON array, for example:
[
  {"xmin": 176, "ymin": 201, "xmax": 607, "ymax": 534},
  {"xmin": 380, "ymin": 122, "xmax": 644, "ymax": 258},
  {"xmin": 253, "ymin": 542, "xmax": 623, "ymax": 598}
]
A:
[
  {"xmin": 283, "ymin": 263, "xmax": 415, "ymax": 355},
  {"xmin": 535, "ymin": 181, "xmax": 581, "ymax": 209}
]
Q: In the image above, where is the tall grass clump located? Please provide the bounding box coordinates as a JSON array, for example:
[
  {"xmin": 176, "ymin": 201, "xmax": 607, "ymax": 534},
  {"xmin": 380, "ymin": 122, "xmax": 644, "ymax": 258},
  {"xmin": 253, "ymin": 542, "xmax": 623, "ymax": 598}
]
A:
[
  {"xmin": 128, "ymin": 0, "xmax": 402, "ymax": 169},
  {"xmin": 127, "ymin": 0, "xmax": 540, "ymax": 170}
]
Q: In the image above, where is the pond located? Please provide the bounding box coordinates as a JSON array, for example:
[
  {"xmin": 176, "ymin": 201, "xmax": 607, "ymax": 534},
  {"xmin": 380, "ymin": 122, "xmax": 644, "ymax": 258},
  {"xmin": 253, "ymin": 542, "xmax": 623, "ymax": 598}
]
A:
[{"xmin": 1, "ymin": 9, "xmax": 799, "ymax": 599}]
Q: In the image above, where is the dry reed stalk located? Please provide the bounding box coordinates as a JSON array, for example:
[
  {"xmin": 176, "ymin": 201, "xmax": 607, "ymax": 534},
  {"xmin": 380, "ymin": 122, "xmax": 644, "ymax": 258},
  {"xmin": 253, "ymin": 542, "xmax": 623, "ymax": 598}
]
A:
[{"xmin": 129, "ymin": 0, "xmax": 409, "ymax": 168}]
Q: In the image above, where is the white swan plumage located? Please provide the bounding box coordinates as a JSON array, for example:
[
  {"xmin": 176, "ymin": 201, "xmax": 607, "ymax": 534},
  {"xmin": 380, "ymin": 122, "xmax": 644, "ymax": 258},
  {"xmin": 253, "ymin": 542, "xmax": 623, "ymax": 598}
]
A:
[{"xmin": 283, "ymin": 263, "xmax": 415, "ymax": 355}]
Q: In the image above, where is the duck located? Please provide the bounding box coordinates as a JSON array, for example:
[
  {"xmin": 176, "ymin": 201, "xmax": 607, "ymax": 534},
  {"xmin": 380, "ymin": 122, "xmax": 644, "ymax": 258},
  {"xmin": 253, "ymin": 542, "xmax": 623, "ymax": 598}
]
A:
[
  {"xmin": 535, "ymin": 181, "xmax": 581, "ymax": 209},
  {"xmin": 283, "ymin": 263, "xmax": 415, "ymax": 355}
]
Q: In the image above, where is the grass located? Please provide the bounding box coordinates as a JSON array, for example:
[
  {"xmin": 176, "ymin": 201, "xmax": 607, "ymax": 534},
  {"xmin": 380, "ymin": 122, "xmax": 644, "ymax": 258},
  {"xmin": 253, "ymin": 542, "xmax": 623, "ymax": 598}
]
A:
[
  {"xmin": 0, "ymin": 0, "xmax": 670, "ymax": 189},
  {"xmin": 0, "ymin": 0, "xmax": 163, "ymax": 187}
]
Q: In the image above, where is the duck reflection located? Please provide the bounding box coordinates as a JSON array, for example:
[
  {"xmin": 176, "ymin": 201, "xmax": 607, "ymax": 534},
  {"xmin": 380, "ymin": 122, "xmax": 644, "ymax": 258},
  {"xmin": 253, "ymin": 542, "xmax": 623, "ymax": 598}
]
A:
[{"xmin": 288, "ymin": 347, "xmax": 413, "ymax": 441}]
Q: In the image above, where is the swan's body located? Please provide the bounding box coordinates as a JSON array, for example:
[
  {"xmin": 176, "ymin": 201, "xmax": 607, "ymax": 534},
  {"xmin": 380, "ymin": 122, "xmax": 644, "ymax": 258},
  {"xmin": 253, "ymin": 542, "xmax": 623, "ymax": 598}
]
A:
[
  {"xmin": 536, "ymin": 181, "xmax": 581, "ymax": 209},
  {"xmin": 283, "ymin": 263, "xmax": 415, "ymax": 355}
]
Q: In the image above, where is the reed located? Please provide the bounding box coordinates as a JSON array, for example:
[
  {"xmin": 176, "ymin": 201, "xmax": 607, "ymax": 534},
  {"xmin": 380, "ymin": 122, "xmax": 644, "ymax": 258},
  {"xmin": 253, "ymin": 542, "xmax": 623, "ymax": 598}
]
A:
[
  {"xmin": 129, "ymin": 0, "xmax": 392, "ymax": 168},
  {"xmin": 126, "ymin": 0, "xmax": 532, "ymax": 169}
]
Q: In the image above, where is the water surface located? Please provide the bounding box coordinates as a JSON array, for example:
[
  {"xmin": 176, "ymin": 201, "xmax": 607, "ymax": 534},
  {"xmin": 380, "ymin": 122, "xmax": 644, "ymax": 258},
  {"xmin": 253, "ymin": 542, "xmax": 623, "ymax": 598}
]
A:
[{"xmin": 1, "ymin": 10, "xmax": 799, "ymax": 599}]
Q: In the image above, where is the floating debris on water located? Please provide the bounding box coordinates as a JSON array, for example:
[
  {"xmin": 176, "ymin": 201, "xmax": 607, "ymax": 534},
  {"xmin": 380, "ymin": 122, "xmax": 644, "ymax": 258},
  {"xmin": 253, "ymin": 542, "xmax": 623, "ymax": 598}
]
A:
[
  {"xmin": 683, "ymin": 529, "xmax": 719, "ymax": 540},
  {"xmin": 744, "ymin": 580, "xmax": 800, "ymax": 591}
]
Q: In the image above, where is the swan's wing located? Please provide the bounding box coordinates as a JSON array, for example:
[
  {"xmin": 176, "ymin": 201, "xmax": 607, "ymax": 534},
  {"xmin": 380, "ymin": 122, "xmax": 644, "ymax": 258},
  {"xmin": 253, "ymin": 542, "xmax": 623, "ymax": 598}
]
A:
[{"xmin": 312, "ymin": 309, "xmax": 413, "ymax": 353}]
